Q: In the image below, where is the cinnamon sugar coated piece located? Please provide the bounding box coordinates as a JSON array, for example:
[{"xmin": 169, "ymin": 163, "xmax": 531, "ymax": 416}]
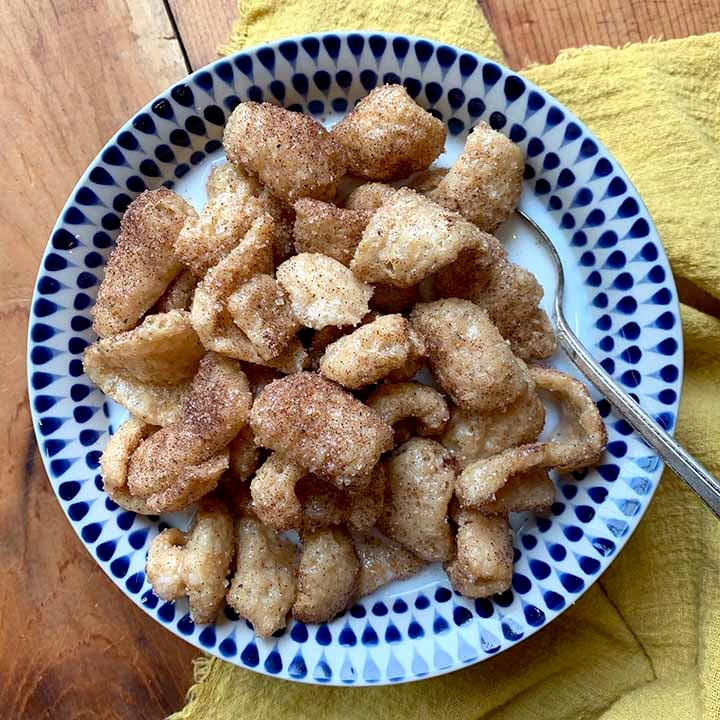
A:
[
  {"xmin": 378, "ymin": 438, "xmax": 455, "ymax": 562},
  {"xmin": 293, "ymin": 198, "xmax": 370, "ymax": 265},
  {"xmin": 350, "ymin": 187, "xmax": 487, "ymax": 287},
  {"xmin": 276, "ymin": 253, "xmax": 373, "ymax": 330},
  {"xmin": 292, "ymin": 527, "xmax": 360, "ymax": 623},
  {"xmin": 223, "ymin": 101, "xmax": 346, "ymax": 201},
  {"xmin": 429, "ymin": 121, "xmax": 523, "ymax": 232},
  {"xmin": 92, "ymin": 188, "xmax": 193, "ymax": 337},
  {"xmin": 411, "ymin": 298, "xmax": 531, "ymax": 413},
  {"xmin": 343, "ymin": 182, "xmax": 397, "ymax": 212},
  {"xmin": 331, "ymin": 84, "xmax": 446, "ymax": 181},
  {"xmin": 249, "ymin": 372, "xmax": 393, "ymax": 485},
  {"xmin": 227, "ymin": 274, "xmax": 300, "ymax": 361}
]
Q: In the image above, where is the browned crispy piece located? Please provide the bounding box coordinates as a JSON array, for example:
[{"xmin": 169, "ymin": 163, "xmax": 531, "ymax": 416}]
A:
[
  {"xmin": 228, "ymin": 425, "xmax": 260, "ymax": 482},
  {"xmin": 478, "ymin": 469, "xmax": 555, "ymax": 515},
  {"xmin": 126, "ymin": 353, "xmax": 252, "ymax": 506},
  {"xmin": 206, "ymin": 162, "xmax": 295, "ymax": 265},
  {"xmin": 429, "ymin": 121, "xmax": 523, "ymax": 233},
  {"xmin": 100, "ymin": 416, "xmax": 156, "ymax": 514},
  {"xmin": 297, "ymin": 463, "xmax": 384, "ymax": 531},
  {"xmin": 499, "ymin": 307, "xmax": 557, "ymax": 362},
  {"xmin": 378, "ymin": 438, "xmax": 454, "ymax": 562},
  {"xmin": 442, "ymin": 384, "xmax": 546, "ymax": 468},
  {"xmin": 411, "ymin": 299, "xmax": 531, "ymax": 413},
  {"xmin": 218, "ymin": 471, "xmax": 254, "ymax": 516},
  {"xmin": 145, "ymin": 496, "xmax": 235, "ymax": 623},
  {"xmin": 190, "ymin": 215, "xmax": 307, "ymax": 372},
  {"xmin": 175, "ymin": 188, "xmax": 265, "ymax": 278},
  {"xmin": 84, "ymin": 310, "xmax": 204, "ymax": 386},
  {"xmin": 370, "ymin": 283, "xmax": 420, "ymax": 314},
  {"xmin": 292, "ymin": 527, "xmax": 360, "ymax": 623},
  {"xmin": 276, "ymin": 253, "xmax": 373, "ymax": 330},
  {"xmin": 344, "ymin": 182, "xmax": 397, "ymax": 212},
  {"xmin": 307, "ymin": 325, "xmax": 352, "ymax": 369},
  {"xmin": 250, "ymin": 453, "xmax": 305, "ymax": 532},
  {"xmin": 92, "ymin": 188, "xmax": 193, "ymax": 337},
  {"xmin": 445, "ymin": 511, "xmax": 513, "ymax": 598},
  {"xmin": 293, "ymin": 198, "xmax": 370, "ymax": 265},
  {"xmin": 319, "ymin": 314, "xmax": 423, "ymax": 389},
  {"xmin": 83, "ymin": 310, "xmax": 204, "ymax": 426},
  {"xmin": 250, "ymin": 372, "xmax": 394, "ymax": 486},
  {"xmin": 331, "ymin": 85, "xmax": 446, "ymax": 181},
  {"xmin": 223, "ymin": 101, "xmax": 346, "ymax": 202},
  {"xmin": 227, "ymin": 274, "xmax": 301, "ymax": 361},
  {"xmin": 366, "ymin": 382, "xmax": 449, "ymax": 444},
  {"xmin": 455, "ymin": 367, "xmax": 607, "ymax": 508},
  {"xmin": 151, "ymin": 269, "xmax": 197, "ymax": 313},
  {"xmin": 227, "ymin": 515, "xmax": 298, "ymax": 637},
  {"xmin": 351, "ymin": 529, "xmax": 426, "ymax": 598},
  {"xmin": 351, "ymin": 188, "xmax": 488, "ymax": 287}
]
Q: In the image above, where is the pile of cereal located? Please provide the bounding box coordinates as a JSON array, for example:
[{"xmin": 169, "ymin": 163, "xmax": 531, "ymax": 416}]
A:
[{"xmin": 84, "ymin": 85, "xmax": 607, "ymax": 633}]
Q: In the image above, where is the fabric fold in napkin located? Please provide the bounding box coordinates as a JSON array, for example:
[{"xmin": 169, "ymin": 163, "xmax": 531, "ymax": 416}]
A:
[{"xmin": 172, "ymin": 4, "xmax": 720, "ymax": 718}]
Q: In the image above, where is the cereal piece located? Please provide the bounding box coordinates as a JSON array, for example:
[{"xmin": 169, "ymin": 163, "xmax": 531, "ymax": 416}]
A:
[
  {"xmin": 146, "ymin": 496, "xmax": 235, "ymax": 623},
  {"xmin": 84, "ymin": 310, "xmax": 204, "ymax": 386},
  {"xmin": 444, "ymin": 511, "xmax": 513, "ymax": 598},
  {"xmin": 100, "ymin": 416, "xmax": 156, "ymax": 514},
  {"xmin": 92, "ymin": 188, "xmax": 193, "ymax": 337},
  {"xmin": 319, "ymin": 314, "xmax": 422, "ymax": 388},
  {"xmin": 175, "ymin": 188, "xmax": 265, "ymax": 278},
  {"xmin": 411, "ymin": 299, "xmax": 531, "ymax": 413},
  {"xmin": 433, "ymin": 238, "xmax": 555, "ymax": 361},
  {"xmin": 227, "ymin": 274, "xmax": 301, "ymax": 361},
  {"xmin": 297, "ymin": 476, "xmax": 349, "ymax": 529},
  {"xmin": 347, "ymin": 463, "xmax": 386, "ymax": 531},
  {"xmin": 499, "ymin": 307, "xmax": 557, "ymax": 362},
  {"xmin": 366, "ymin": 382, "xmax": 449, "ymax": 443},
  {"xmin": 292, "ymin": 527, "xmax": 359, "ymax": 623},
  {"xmin": 429, "ymin": 121, "xmax": 523, "ymax": 233},
  {"xmin": 127, "ymin": 353, "xmax": 251, "ymax": 503},
  {"xmin": 455, "ymin": 367, "xmax": 607, "ymax": 507},
  {"xmin": 343, "ymin": 182, "xmax": 396, "ymax": 212},
  {"xmin": 369, "ymin": 283, "xmax": 420, "ymax": 314},
  {"xmin": 477, "ymin": 469, "xmax": 555, "ymax": 514},
  {"xmin": 228, "ymin": 425, "xmax": 260, "ymax": 482},
  {"xmin": 297, "ymin": 463, "xmax": 385, "ymax": 531},
  {"xmin": 250, "ymin": 453, "xmax": 305, "ymax": 532},
  {"xmin": 83, "ymin": 311, "xmax": 204, "ymax": 427},
  {"xmin": 293, "ymin": 198, "xmax": 370, "ymax": 265},
  {"xmin": 151, "ymin": 269, "xmax": 197, "ymax": 313},
  {"xmin": 190, "ymin": 215, "xmax": 307, "ymax": 372},
  {"xmin": 442, "ymin": 384, "xmax": 546, "ymax": 468},
  {"xmin": 405, "ymin": 167, "xmax": 448, "ymax": 193},
  {"xmin": 223, "ymin": 101, "xmax": 346, "ymax": 202},
  {"xmin": 350, "ymin": 188, "xmax": 487, "ymax": 287},
  {"xmin": 227, "ymin": 515, "xmax": 298, "ymax": 637},
  {"xmin": 206, "ymin": 162, "xmax": 262, "ymax": 199},
  {"xmin": 250, "ymin": 372, "xmax": 393, "ymax": 485},
  {"xmin": 307, "ymin": 324, "xmax": 352, "ymax": 369},
  {"xmin": 206, "ymin": 162, "xmax": 296, "ymax": 265},
  {"xmin": 276, "ymin": 253, "xmax": 373, "ymax": 330},
  {"xmin": 351, "ymin": 529, "xmax": 425, "ymax": 598},
  {"xmin": 331, "ymin": 85, "xmax": 446, "ymax": 181},
  {"xmin": 378, "ymin": 438, "xmax": 454, "ymax": 561}
]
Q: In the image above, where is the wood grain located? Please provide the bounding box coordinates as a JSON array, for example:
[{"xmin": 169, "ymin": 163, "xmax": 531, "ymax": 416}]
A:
[
  {"xmin": 480, "ymin": 0, "xmax": 720, "ymax": 68},
  {"xmin": 168, "ymin": 0, "xmax": 720, "ymax": 71},
  {"xmin": 167, "ymin": 0, "xmax": 239, "ymax": 69},
  {"xmin": 0, "ymin": 1, "xmax": 197, "ymax": 718}
]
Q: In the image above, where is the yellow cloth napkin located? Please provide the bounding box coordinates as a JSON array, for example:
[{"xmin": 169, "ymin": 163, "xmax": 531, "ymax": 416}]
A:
[{"xmin": 172, "ymin": 3, "xmax": 720, "ymax": 718}]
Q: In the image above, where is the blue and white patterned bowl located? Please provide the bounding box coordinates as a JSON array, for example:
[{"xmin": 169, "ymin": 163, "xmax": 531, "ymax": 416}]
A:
[{"xmin": 27, "ymin": 32, "xmax": 682, "ymax": 686}]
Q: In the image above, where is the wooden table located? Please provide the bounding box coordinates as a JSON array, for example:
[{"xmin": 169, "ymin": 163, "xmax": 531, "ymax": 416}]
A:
[{"xmin": 2, "ymin": 1, "xmax": 718, "ymax": 718}]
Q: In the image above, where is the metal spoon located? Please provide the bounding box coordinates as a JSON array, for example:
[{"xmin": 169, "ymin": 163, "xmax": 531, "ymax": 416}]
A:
[{"xmin": 516, "ymin": 208, "xmax": 720, "ymax": 518}]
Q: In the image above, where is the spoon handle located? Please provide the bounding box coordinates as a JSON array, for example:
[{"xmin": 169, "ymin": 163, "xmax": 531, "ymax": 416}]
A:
[{"xmin": 556, "ymin": 317, "xmax": 720, "ymax": 518}]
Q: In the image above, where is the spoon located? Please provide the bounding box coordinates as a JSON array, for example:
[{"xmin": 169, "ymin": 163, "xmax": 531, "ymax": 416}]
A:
[{"xmin": 517, "ymin": 208, "xmax": 720, "ymax": 518}]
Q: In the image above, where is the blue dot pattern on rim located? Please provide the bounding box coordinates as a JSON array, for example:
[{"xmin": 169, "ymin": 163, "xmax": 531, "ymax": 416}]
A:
[{"xmin": 27, "ymin": 31, "xmax": 681, "ymax": 687}]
